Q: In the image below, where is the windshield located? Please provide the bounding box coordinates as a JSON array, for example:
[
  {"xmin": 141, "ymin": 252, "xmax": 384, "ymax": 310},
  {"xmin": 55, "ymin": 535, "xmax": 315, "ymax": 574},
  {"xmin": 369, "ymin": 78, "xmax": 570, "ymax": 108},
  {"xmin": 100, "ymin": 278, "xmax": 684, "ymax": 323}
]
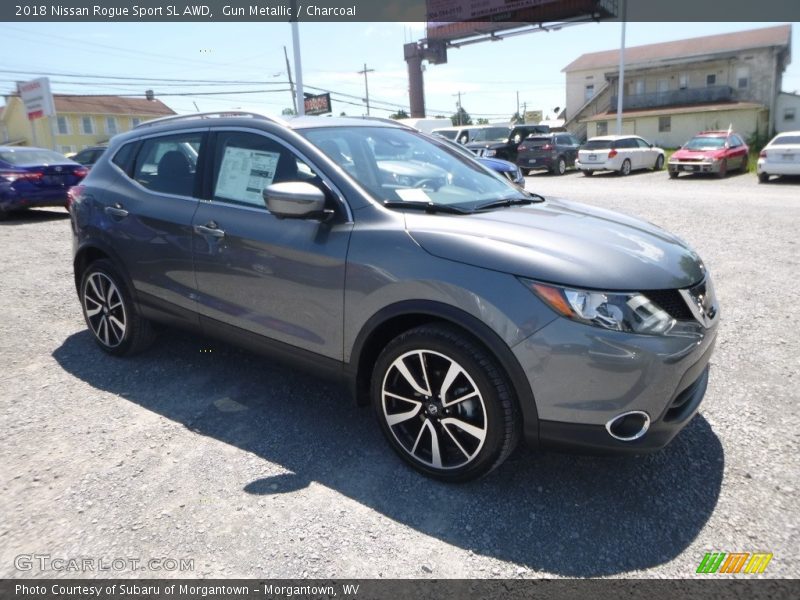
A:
[
  {"xmin": 0, "ymin": 149, "xmax": 73, "ymax": 165},
  {"xmin": 684, "ymin": 136, "xmax": 726, "ymax": 150},
  {"xmin": 432, "ymin": 129, "xmax": 457, "ymax": 140},
  {"xmin": 471, "ymin": 127, "xmax": 510, "ymax": 142},
  {"xmin": 302, "ymin": 126, "xmax": 525, "ymax": 209}
]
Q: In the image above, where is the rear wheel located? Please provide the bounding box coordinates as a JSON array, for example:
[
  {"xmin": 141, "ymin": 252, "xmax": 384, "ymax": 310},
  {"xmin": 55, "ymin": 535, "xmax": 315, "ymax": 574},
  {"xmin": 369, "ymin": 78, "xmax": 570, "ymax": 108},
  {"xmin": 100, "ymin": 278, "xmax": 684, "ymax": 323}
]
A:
[
  {"xmin": 582, "ymin": 170, "xmax": 594, "ymax": 177},
  {"xmin": 552, "ymin": 157, "xmax": 567, "ymax": 176},
  {"xmin": 758, "ymin": 172, "xmax": 770, "ymax": 183},
  {"xmin": 619, "ymin": 159, "xmax": 632, "ymax": 176},
  {"xmin": 371, "ymin": 324, "xmax": 519, "ymax": 482},
  {"xmin": 79, "ymin": 259, "xmax": 155, "ymax": 356}
]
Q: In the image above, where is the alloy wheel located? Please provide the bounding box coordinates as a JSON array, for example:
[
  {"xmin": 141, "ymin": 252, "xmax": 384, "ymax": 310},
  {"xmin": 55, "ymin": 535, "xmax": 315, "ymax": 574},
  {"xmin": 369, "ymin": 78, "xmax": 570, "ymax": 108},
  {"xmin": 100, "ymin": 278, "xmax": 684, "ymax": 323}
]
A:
[
  {"xmin": 83, "ymin": 272, "xmax": 127, "ymax": 348},
  {"xmin": 381, "ymin": 349, "xmax": 488, "ymax": 470}
]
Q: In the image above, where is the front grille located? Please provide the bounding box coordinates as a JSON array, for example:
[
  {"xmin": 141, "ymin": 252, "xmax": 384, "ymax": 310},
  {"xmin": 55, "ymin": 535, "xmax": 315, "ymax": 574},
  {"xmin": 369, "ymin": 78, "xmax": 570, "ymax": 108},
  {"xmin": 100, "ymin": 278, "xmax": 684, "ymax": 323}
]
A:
[{"xmin": 645, "ymin": 289, "xmax": 694, "ymax": 321}]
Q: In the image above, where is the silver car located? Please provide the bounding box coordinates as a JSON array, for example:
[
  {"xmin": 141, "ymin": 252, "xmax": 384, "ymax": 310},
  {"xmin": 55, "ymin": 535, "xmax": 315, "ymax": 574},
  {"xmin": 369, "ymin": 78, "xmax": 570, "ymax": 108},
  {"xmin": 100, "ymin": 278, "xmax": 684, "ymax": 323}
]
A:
[{"xmin": 69, "ymin": 113, "xmax": 718, "ymax": 482}]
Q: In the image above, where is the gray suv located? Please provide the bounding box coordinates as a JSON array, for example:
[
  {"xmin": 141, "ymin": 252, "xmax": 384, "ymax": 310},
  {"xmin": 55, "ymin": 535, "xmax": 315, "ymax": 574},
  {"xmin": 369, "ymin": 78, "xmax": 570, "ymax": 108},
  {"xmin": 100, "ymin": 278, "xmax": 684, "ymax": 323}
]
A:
[{"xmin": 69, "ymin": 112, "xmax": 719, "ymax": 482}]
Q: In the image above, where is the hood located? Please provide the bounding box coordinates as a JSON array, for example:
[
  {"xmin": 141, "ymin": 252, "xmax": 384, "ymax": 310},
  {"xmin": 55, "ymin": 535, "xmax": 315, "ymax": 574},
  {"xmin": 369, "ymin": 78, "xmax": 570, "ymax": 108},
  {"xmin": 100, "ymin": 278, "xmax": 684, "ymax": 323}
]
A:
[
  {"xmin": 672, "ymin": 146, "xmax": 724, "ymax": 160},
  {"xmin": 477, "ymin": 156, "xmax": 517, "ymax": 172},
  {"xmin": 405, "ymin": 198, "xmax": 705, "ymax": 291}
]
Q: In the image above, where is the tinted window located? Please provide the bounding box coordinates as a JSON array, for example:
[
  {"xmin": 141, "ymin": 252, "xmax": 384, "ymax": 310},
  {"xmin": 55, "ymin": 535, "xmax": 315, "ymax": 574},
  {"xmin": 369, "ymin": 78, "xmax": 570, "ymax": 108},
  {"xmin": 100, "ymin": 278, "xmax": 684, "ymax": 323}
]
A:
[
  {"xmin": 616, "ymin": 138, "xmax": 637, "ymax": 149},
  {"xmin": 133, "ymin": 133, "xmax": 202, "ymax": 197},
  {"xmin": 433, "ymin": 130, "xmax": 457, "ymax": 140},
  {"xmin": 584, "ymin": 139, "xmax": 614, "ymax": 150},
  {"xmin": 635, "ymin": 138, "xmax": 651, "ymax": 149},
  {"xmin": 472, "ymin": 127, "xmax": 509, "ymax": 142},
  {"xmin": 771, "ymin": 135, "xmax": 800, "ymax": 145},
  {"xmin": 730, "ymin": 135, "xmax": 744, "ymax": 147},
  {"xmin": 211, "ymin": 131, "xmax": 322, "ymax": 210}
]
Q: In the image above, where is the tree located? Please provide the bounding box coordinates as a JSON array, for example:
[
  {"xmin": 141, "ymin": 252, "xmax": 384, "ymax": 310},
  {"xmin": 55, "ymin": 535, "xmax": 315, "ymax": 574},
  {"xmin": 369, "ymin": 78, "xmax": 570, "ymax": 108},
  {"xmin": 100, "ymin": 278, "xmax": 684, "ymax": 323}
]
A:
[
  {"xmin": 451, "ymin": 107, "xmax": 472, "ymax": 126},
  {"xmin": 510, "ymin": 112, "xmax": 522, "ymax": 124},
  {"xmin": 389, "ymin": 109, "xmax": 410, "ymax": 120},
  {"xmin": 281, "ymin": 107, "xmax": 297, "ymax": 116},
  {"xmin": 476, "ymin": 117, "xmax": 489, "ymax": 125}
]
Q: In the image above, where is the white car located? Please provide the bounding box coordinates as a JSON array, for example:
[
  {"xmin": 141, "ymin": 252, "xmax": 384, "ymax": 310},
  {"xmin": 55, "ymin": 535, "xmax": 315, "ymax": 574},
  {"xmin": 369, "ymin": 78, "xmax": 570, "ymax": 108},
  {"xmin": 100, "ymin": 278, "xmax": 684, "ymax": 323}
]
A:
[
  {"xmin": 757, "ymin": 131, "xmax": 800, "ymax": 183},
  {"xmin": 576, "ymin": 135, "xmax": 665, "ymax": 176}
]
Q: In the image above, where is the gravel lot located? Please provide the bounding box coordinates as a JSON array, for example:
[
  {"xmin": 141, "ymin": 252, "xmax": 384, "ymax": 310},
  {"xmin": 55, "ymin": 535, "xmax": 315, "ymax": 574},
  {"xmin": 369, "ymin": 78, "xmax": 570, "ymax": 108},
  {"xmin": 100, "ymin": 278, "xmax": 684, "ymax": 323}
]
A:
[{"xmin": 1, "ymin": 169, "xmax": 798, "ymax": 579}]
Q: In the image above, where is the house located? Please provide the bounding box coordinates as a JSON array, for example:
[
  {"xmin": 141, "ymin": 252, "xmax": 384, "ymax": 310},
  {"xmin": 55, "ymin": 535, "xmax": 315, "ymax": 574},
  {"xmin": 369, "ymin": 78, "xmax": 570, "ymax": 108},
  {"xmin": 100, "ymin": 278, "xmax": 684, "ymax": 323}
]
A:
[
  {"xmin": 563, "ymin": 24, "xmax": 792, "ymax": 146},
  {"xmin": 775, "ymin": 91, "xmax": 800, "ymax": 132},
  {"xmin": 0, "ymin": 94, "xmax": 175, "ymax": 153}
]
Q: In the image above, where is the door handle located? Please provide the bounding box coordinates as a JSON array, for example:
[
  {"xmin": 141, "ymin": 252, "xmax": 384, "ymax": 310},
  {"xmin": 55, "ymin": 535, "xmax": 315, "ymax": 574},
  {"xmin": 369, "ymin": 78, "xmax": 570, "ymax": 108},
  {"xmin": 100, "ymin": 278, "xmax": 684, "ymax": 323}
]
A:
[
  {"xmin": 104, "ymin": 204, "xmax": 128, "ymax": 218},
  {"xmin": 194, "ymin": 222, "xmax": 225, "ymax": 238}
]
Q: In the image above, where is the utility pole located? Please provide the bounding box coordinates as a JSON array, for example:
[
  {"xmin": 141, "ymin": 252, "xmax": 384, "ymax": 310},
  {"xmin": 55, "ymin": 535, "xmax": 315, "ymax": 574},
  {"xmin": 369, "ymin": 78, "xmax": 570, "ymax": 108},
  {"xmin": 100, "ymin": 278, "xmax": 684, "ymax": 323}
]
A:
[
  {"xmin": 453, "ymin": 91, "xmax": 465, "ymax": 125},
  {"xmin": 290, "ymin": 1, "xmax": 304, "ymax": 115},
  {"xmin": 616, "ymin": 0, "xmax": 627, "ymax": 134},
  {"xmin": 357, "ymin": 63, "xmax": 375, "ymax": 115},
  {"xmin": 516, "ymin": 91, "xmax": 520, "ymax": 120},
  {"xmin": 283, "ymin": 46, "xmax": 296, "ymax": 113}
]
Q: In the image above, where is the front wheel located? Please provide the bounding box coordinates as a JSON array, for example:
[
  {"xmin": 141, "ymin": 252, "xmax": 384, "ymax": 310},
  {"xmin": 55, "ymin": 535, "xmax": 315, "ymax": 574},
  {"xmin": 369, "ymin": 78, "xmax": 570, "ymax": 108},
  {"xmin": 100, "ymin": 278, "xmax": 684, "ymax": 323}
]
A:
[
  {"xmin": 79, "ymin": 259, "xmax": 155, "ymax": 356},
  {"xmin": 552, "ymin": 157, "xmax": 566, "ymax": 176},
  {"xmin": 717, "ymin": 159, "xmax": 728, "ymax": 178},
  {"xmin": 371, "ymin": 324, "xmax": 519, "ymax": 482},
  {"xmin": 619, "ymin": 159, "xmax": 632, "ymax": 176},
  {"xmin": 654, "ymin": 155, "xmax": 665, "ymax": 171},
  {"xmin": 668, "ymin": 170, "xmax": 679, "ymax": 179}
]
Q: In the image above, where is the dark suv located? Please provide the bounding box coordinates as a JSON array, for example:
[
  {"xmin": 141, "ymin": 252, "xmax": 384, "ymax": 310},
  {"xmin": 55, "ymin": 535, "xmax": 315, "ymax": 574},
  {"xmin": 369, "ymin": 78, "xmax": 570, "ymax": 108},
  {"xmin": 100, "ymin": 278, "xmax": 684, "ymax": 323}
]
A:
[
  {"xmin": 516, "ymin": 132, "xmax": 581, "ymax": 175},
  {"xmin": 467, "ymin": 124, "xmax": 550, "ymax": 162},
  {"xmin": 69, "ymin": 112, "xmax": 718, "ymax": 481}
]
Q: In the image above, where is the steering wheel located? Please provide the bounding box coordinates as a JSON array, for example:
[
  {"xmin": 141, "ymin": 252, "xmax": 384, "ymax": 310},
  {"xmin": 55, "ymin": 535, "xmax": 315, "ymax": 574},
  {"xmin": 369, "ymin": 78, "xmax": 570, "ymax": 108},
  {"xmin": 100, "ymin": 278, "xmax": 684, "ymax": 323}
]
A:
[{"xmin": 414, "ymin": 178, "xmax": 439, "ymax": 190}]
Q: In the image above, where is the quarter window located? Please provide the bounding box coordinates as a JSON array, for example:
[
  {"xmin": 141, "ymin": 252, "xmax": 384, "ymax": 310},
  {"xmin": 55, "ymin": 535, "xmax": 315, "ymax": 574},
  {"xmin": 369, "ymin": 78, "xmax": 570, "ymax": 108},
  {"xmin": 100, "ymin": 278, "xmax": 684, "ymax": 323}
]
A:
[
  {"xmin": 211, "ymin": 131, "xmax": 322, "ymax": 210},
  {"xmin": 133, "ymin": 133, "xmax": 203, "ymax": 197}
]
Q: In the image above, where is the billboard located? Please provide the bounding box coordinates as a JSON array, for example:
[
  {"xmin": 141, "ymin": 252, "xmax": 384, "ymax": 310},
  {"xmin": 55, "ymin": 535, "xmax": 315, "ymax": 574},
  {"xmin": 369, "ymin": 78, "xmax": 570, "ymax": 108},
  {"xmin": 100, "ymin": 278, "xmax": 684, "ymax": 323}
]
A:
[
  {"xmin": 304, "ymin": 93, "xmax": 332, "ymax": 116},
  {"xmin": 17, "ymin": 77, "xmax": 56, "ymax": 121},
  {"xmin": 426, "ymin": 0, "xmax": 617, "ymax": 42}
]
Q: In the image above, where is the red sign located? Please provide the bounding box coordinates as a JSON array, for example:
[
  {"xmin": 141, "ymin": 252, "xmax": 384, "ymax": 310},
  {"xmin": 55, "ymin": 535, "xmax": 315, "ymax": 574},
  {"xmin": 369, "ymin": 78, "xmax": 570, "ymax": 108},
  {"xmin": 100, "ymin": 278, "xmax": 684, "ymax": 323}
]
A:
[{"xmin": 304, "ymin": 93, "xmax": 332, "ymax": 116}]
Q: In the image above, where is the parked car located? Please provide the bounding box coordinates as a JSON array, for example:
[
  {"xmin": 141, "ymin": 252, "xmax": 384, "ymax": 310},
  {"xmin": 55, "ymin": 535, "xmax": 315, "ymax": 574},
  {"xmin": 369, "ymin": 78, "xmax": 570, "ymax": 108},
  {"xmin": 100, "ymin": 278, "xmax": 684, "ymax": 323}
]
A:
[
  {"xmin": 467, "ymin": 124, "xmax": 550, "ymax": 162},
  {"xmin": 576, "ymin": 135, "xmax": 666, "ymax": 176},
  {"xmin": 433, "ymin": 134, "xmax": 526, "ymax": 189},
  {"xmin": 71, "ymin": 145, "xmax": 108, "ymax": 168},
  {"xmin": 516, "ymin": 132, "xmax": 582, "ymax": 175},
  {"xmin": 70, "ymin": 112, "xmax": 718, "ymax": 481},
  {"xmin": 668, "ymin": 130, "xmax": 749, "ymax": 178},
  {"xmin": 431, "ymin": 126, "xmax": 482, "ymax": 145},
  {"xmin": 0, "ymin": 146, "xmax": 88, "ymax": 218},
  {"xmin": 756, "ymin": 131, "xmax": 800, "ymax": 183}
]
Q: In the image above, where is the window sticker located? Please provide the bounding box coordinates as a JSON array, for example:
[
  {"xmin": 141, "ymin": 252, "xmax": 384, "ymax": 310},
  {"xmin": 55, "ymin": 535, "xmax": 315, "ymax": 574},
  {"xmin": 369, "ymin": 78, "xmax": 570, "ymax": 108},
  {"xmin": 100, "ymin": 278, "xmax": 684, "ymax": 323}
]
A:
[
  {"xmin": 215, "ymin": 146, "xmax": 281, "ymax": 206},
  {"xmin": 395, "ymin": 188, "xmax": 431, "ymax": 203}
]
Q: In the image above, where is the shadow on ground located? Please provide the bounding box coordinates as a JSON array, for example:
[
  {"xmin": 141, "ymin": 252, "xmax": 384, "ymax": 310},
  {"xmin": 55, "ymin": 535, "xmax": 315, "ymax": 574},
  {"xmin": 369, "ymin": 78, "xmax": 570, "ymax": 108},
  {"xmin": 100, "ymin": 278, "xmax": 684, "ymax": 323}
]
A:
[
  {"xmin": 0, "ymin": 208, "xmax": 69, "ymax": 225},
  {"xmin": 53, "ymin": 329, "xmax": 724, "ymax": 576}
]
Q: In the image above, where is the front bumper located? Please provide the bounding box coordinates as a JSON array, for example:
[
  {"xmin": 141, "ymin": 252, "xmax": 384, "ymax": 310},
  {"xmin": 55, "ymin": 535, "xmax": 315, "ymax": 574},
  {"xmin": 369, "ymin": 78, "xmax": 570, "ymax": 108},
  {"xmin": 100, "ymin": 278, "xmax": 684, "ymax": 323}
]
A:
[
  {"xmin": 512, "ymin": 313, "xmax": 718, "ymax": 453},
  {"xmin": 669, "ymin": 160, "xmax": 721, "ymax": 174}
]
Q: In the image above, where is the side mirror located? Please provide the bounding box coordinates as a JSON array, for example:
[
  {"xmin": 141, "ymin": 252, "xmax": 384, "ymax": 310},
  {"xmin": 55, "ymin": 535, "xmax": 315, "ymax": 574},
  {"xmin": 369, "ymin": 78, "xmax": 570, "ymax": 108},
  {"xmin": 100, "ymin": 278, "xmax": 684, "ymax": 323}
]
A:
[
  {"xmin": 262, "ymin": 181, "xmax": 328, "ymax": 219},
  {"xmin": 649, "ymin": 143, "xmax": 654, "ymax": 148}
]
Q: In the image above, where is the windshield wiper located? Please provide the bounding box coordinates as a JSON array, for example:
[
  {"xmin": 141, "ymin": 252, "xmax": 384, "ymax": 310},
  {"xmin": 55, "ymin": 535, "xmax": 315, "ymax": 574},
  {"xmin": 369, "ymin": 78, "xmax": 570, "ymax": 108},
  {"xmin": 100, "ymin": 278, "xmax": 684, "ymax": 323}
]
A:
[
  {"xmin": 473, "ymin": 194, "xmax": 544, "ymax": 212},
  {"xmin": 383, "ymin": 201, "xmax": 470, "ymax": 215}
]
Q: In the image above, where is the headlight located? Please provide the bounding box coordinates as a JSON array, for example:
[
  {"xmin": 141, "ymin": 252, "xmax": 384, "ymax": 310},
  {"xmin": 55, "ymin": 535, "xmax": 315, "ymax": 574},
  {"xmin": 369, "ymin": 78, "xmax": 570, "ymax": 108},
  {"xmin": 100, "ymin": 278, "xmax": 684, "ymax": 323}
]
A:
[
  {"xmin": 484, "ymin": 150, "xmax": 497, "ymax": 157},
  {"xmin": 702, "ymin": 157, "xmax": 719, "ymax": 163},
  {"xmin": 521, "ymin": 279, "xmax": 675, "ymax": 335}
]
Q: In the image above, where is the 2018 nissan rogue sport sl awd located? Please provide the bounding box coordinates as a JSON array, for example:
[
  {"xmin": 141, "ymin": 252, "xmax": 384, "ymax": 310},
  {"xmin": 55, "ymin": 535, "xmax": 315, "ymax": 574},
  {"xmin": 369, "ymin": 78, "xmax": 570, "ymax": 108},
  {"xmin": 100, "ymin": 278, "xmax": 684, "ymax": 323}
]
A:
[{"xmin": 69, "ymin": 112, "xmax": 719, "ymax": 482}]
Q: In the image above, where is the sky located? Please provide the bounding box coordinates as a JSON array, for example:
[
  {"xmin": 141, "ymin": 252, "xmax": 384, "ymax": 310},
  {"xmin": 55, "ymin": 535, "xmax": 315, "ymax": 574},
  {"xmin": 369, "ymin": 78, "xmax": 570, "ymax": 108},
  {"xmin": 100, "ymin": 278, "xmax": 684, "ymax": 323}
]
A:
[{"xmin": 1, "ymin": 21, "xmax": 798, "ymax": 122}]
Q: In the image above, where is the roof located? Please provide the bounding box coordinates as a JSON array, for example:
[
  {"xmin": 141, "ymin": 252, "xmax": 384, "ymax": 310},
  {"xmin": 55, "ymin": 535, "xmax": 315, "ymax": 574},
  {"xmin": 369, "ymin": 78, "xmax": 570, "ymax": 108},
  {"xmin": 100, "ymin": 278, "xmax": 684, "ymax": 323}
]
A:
[
  {"xmin": 564, "ymin": 24, "xmax": 791, "ymax": 72},
  {"xmin": 583, "ymin": 102, "xmax": 766, "ymax": 122},
  {"xmin": 52, "ymin": 95, "xmax": 175, "ymax": 116}
]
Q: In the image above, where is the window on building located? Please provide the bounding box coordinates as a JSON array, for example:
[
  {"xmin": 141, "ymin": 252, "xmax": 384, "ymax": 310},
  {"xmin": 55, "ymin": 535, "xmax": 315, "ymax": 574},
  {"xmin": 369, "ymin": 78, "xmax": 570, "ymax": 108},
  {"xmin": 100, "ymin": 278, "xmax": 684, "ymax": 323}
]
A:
[
  {"xmin": 80, "ymin": 116, "xmax": 95, "ymax": 135},
  {"xmin": 596, "ymin": 121, "xmax": 608, "ymax": 135},
  {"xmin": 658, "ymin": 116, "xmax": 671, "ymax": 132},
  {"xmin": 657, "ymin": 79, "xmax": 669, "ymax": 93},
  {"xmin": 56, "ymin": 116, "xmax": 70, "ymax": 135},
  {"xmin": 584, "ymin": 84, "xmax": 595, "ymax": 102},
  {"xmin": 679, "ymin": 73, "xmax": 689, "ymax": 90},
  {"xmin": 106, "ymin": 117, "xmax": 118, "ymax": 135},
  {"xmin": 785, "ymin": 108, "xmax": 796, "ymax": 122},
  {"xmin": 629, "ymin": 79, "xmax": 645, "ymax": 95},
  {"xmin": 59, "ymin": 145, "xmax": 74, "ymax": 155},
  {"xmin": 706, "ymin": 74, "xmax": 716, "ymax": 86},
  {"xmin": 131, "ymin": 117, "xmax": 142, "ymax": 127},
  {"xmin": 736, "ymin": 67, "xmax": 749, "ymax": 89}
]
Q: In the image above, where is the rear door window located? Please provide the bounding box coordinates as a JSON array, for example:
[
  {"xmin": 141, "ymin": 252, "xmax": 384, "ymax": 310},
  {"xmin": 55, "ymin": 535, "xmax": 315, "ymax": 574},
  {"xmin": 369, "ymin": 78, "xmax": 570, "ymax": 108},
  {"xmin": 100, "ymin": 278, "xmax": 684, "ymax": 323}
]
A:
[{"xmin": 133, "ymin": 133, "xmax": 203, "ymax": 197}]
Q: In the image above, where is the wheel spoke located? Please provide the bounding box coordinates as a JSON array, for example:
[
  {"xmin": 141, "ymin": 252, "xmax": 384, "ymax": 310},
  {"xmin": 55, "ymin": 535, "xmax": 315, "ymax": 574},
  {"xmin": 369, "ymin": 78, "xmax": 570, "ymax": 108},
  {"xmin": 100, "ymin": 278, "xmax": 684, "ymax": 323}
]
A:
[
  {"xmin": 84, "ymin": 298, "xmax": 102, "ymax": 317},
  {"xmin": 438, "ymin": 360, "xmax": 463, "ymax": 402},
  {"xmin": 441, "ymin": 417, "xmax": 486, "ymax": 443},
  {"xmin": 411, "ymin": 419, "xmax": 429, "ymax": 455},
  {"xmin": 385, "ymin": 403, "xmax": 422, "ymax": 427},
  {"xmin": 88, "ymin": 276, "xmax": 105, "ymax": 302},
  {"xmin": 417, "ymin": 351, "xmax": 433, "ymax": 396},
  {"xmin": 443, "ymin": 390, "xmax": 479, "ymax": 408},
  {"xmin": 428, "ymin": 422, "xmax": 442, "ymax": 469},
  {"xmin": 441, "ymin": 423, "xmax": 471, "ymax": 459},
  {"xmin": 99, "ymin": 316, "xmax": 110, "ymax": 346},
  {"xmin": 394, "ymin": 356, "xmax": 430, "ymax": 396},
  {"xmin": 108, "ymin": 315, "xmax": 125, "ymax": 337}
]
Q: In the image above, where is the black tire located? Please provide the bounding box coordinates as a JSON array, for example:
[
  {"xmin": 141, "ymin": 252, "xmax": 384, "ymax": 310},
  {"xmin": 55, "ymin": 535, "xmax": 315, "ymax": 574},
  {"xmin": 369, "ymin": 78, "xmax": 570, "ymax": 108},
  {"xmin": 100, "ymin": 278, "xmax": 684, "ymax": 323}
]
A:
[
  {"xmin": 717, "ymin": 159, "xmax": 728, "ymax": 178},
  {"xmin": 371, "ymin": 324, "xmax": 520, "ymax": 482},
  {"xmin": 523, "ymin": 168, "xmax": 533, "ymax": 176},
  {"xmin": 619, "ymin": 159, "xmax": 632, "ymax": 176},
  {"xmin": 582, "ymin": 170, "xmax": 594, "ymax": 177},
  {"xmin": 79, "ymin": 259, "xmax": 155, "ymax": 356},
  {"xmin": 668, "ymin": 170, "xmax": 679, "ymax": 179},
  {"xmin": 758, "ymin": 172, "xmax": 769, "ymax": 183},
  {"xmin": 553, "ymin": 156, "xmax": 567, "ymax": 176},
  {"xmin": 654, "ymin": 154, "xmax": 665, "ymax": 171}
]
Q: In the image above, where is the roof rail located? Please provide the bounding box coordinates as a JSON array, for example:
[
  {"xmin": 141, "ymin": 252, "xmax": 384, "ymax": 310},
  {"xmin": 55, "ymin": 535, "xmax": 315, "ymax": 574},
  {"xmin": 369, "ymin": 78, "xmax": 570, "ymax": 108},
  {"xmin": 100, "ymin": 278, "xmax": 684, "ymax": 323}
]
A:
[{"xmin": 134, "ymin": 111, "xmax": 283, "ymax": 130}]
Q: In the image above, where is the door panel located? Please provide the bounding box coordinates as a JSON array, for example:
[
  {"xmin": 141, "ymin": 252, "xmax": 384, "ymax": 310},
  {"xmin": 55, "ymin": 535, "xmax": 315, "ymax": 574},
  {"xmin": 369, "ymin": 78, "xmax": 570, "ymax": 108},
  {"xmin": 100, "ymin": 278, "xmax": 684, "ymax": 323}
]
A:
[{"xmin": 192, "ymin": 129, "xmax": 353, "ymax": 359}]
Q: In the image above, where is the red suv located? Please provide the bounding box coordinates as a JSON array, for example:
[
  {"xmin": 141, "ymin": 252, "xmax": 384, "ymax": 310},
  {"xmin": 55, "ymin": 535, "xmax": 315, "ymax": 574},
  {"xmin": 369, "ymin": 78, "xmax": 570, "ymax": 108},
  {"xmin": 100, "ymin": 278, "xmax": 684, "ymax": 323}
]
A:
[{"xmin": 668, "ymin": 131, "xmax": 749, "ymax": 178}]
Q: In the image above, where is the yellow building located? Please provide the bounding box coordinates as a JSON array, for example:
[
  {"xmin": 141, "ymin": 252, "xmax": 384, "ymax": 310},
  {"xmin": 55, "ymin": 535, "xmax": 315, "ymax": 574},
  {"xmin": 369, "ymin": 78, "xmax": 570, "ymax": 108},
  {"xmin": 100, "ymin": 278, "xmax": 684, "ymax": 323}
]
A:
[{"xmin": 0, "ymin": 94, "xmax": 175, "ymax": 154}]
